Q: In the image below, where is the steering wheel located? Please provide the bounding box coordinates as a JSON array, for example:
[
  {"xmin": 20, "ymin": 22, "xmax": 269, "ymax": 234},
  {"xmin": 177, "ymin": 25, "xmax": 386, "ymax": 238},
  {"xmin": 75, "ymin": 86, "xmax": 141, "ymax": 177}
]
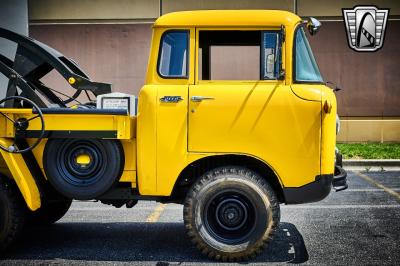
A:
[{"xmin": 0, "ymin": 96, "xmax": 45, "ymax": 153}]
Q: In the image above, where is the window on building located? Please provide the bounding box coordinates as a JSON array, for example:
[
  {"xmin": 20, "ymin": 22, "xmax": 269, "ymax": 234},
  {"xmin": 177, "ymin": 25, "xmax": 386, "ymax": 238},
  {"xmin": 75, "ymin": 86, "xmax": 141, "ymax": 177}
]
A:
[{"xmin": 158, "ymin": 31, "xmax": 188, "ymax": 78}]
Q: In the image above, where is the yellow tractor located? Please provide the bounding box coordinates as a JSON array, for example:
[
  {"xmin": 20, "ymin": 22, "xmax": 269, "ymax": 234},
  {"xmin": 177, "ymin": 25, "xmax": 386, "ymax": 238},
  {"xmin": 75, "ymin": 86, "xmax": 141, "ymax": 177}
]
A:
[{"xmin": 0, "ymin": 10, "xmax": 347, "ymax": 261}]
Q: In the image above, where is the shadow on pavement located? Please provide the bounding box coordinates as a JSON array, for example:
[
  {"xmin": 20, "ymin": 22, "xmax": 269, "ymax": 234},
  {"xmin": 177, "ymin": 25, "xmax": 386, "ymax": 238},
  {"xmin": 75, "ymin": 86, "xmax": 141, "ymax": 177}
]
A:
[{"xmin": 3, "ymin": 222, "xmax": 308, "ymax": 264}]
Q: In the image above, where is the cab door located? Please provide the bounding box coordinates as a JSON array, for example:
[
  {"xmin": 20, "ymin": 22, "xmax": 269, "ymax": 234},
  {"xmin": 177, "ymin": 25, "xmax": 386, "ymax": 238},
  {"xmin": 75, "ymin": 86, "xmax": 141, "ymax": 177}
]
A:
[
  {"xmin": 188, "ymin": 81, "xmax": 281, "ymax": 152},
  {"xmin": 188, "ymin": 30, "xmax": 284, "ymax": 153},
  {"xmin": 188, "ymin": 29, "xmax": 322, "ymax": 188},
  {"xmin": 154, "ymin": 29, "xmax": 195, "ymax": 195}
]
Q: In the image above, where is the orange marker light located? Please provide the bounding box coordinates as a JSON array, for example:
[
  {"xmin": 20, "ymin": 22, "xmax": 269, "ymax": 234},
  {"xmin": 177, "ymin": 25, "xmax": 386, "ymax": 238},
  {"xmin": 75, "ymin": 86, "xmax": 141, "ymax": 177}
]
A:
[{"xmin": 323, "ymin": 100, "xmax": 332, "ymax": 113}]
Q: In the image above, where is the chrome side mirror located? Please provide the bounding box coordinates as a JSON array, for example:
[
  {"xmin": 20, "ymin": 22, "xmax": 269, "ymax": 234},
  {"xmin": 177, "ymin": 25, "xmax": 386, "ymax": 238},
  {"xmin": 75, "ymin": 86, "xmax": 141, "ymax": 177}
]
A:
[{"xmin": 306, "ymin": 17, "xmax": 322, "ymax": 35}]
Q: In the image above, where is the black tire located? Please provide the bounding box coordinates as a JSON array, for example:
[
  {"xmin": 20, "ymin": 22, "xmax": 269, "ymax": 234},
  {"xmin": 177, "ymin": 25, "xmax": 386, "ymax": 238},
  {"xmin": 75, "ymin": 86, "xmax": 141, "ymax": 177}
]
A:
[
  {"xmin": 183, "ymin": 166, "xmax": 280, "ymax": 261},
  {"xmin": 0, "ymin": 176, "xmax": 26, "ymax": 253},
  {"xmin": 43, "ymin": 139, "xmax": 124, "ymax": 200},
  {"xmin": 28, "ymin": 199, "xmax": 72, "ymax": 225}
]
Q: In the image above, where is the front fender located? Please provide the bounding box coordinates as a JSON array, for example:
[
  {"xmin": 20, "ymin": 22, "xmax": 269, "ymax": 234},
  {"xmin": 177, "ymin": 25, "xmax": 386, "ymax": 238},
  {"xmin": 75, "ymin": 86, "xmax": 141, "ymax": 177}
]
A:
[{"xmin": 0, "ymin": 138, "xmax": 41, "ymax": 211}]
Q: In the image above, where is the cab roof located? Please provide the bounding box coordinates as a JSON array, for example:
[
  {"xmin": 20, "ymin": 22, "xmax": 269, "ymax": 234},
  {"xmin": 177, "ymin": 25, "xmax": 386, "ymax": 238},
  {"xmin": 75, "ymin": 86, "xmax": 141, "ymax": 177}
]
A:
[{"xmin": 154, "ymin": 10, "xmax": 302, "ymax": 28}]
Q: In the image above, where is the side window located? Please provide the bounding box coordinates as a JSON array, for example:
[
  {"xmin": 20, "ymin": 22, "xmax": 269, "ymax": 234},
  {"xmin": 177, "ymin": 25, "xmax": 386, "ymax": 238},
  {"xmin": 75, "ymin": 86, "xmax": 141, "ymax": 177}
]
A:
[
  {"xmin": 158, "ymin": 31, "xmax": 188, "ymax": 78},
  {"xmin": 198, "ymin": 30, "xmax": 281, "ymax": 81},
  {"xmin": 261, "ymin": 32, "xmax": 281, "ymax": 79}
]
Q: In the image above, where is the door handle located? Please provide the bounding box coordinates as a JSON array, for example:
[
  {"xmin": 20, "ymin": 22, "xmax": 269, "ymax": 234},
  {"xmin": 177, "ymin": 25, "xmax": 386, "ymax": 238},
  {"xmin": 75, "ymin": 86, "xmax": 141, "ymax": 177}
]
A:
[
  {"xmin": 160, "ymin": 96, "xmax": 183, "ymax": 103},
  {"xmin": 191, "ymin": 96, "xmax": 215, "ymax": 102}
]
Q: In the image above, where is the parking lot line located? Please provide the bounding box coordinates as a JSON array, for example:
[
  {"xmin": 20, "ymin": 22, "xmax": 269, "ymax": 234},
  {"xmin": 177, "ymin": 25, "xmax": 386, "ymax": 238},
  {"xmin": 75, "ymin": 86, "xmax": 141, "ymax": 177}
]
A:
[
  {"xmin": 346, "ymin": 188, "xmax": 400, "ymax": 192},
  {"xmin": 282, "ymin": 205, "xmax": 400, "ymax": 209},
  {"xmin": 356, "ymin": 172, "xmax": 400, "ymax": 202},
  {"xmin": 146, "ymin": 203, "xmax": 166, "ymax": 223}
]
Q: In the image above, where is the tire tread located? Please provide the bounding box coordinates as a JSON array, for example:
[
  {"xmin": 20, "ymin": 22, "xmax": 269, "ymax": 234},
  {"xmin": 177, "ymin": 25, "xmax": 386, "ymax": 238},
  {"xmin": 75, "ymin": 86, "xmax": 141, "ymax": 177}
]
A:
[
  {"xmin": 0, "ymin": 176, "xmax": 26, "ymax": 253},
  {"xmin": 183, "ymin": 166, "xmax": 280, "ymax": 261}
]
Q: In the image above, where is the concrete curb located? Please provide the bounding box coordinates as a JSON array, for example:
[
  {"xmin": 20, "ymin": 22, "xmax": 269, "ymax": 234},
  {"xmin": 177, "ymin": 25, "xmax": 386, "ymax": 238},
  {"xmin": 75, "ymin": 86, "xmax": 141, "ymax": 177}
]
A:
[
  {"xmin": 343, "ymin": 159, "xmax": 400, "ymax": 171},
  {"xmin": 343, "ymin": 159, "xmax": 400, "ymax": 167}
]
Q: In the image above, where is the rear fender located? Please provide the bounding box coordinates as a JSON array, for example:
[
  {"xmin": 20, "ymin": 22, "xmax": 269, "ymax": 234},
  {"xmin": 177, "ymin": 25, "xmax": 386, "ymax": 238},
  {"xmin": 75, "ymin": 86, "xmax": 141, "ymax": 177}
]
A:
[{"xmin": 0, "ymin": 138, "xmax": 41, "ymax": 211}]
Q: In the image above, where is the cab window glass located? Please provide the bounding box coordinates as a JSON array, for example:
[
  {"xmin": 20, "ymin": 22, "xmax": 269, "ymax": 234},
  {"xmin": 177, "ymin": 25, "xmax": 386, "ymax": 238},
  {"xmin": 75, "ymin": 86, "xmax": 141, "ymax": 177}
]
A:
[
  {"xmin": 198, "ymin": 30, "xmax": 281, "ymax": 80},
  {"xmin": 158, "ymin": 31, "xmax": 188, "ymax": 78},
  {"xmin": 261, "ymin": 32, "xmax": 281, "ymax": 79},
  {"xmin": 295, "ymin": 28, "xmax": 323, "ymax": 82}
]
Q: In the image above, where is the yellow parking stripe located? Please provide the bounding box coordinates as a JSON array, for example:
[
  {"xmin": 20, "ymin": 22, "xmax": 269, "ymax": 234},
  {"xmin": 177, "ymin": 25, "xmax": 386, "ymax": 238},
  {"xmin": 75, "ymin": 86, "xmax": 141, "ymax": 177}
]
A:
[
  {"xmin": 146, "ymin": 203, "xmax": 166, "ymax": 223},
  {"xmin": 356, "ymin": 172, "xmax": 400, "ymax": 202}
]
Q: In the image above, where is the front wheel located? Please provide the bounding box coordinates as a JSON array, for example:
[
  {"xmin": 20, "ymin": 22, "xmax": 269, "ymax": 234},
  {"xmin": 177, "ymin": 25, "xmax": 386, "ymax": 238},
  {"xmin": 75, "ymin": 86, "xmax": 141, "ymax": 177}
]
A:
[
  {"xmin": 0, "ymin": 176, "xmax": 26, "ymax": 253},
  {"xmin": 183, "ymin": 166, "xmax": 280, "ymax": 261}
]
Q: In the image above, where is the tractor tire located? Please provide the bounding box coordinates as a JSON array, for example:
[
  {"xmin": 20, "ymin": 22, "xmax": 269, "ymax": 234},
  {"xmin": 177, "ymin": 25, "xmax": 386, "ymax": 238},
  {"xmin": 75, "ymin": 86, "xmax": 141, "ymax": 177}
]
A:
[
  {"xmin": 183, "ymin": 166, "xmax": 280, "ymax": 261},
  {"xmin": 0, "ymin": 176, "xmax": 26, "ymax": 253},
  {"xmin": 43, "ymin": 139, "xmax": 124, "ymax": 200},
  {"xmin": 28, "ymin": 199, "xmax": 72, "ymax": 225}
]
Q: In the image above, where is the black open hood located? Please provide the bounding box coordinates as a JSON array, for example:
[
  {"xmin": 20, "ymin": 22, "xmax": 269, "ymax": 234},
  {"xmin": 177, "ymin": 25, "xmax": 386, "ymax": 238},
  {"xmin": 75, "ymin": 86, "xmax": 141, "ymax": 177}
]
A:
[{"xmin": 0, "ymin": 27, "xmax": 111, "ymax": 107}]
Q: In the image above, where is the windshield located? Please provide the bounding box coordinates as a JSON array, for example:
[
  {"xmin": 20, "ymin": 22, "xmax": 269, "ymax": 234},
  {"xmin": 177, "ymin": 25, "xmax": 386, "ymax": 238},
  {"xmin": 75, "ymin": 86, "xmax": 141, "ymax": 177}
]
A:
[{"xmin": 294, "ymin": 27, "xmax": 323, "ymax": 83}]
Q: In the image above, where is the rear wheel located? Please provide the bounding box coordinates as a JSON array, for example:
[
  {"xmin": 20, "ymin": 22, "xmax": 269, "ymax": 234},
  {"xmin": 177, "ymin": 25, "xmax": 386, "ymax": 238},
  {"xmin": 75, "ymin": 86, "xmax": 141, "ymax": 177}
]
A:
[
  {"xmin": 183, "ymin": 166, "xmax": 280, "ymax": 261},
  {"xmin": 28, "ymin": 199, "xmax": 72, "ymax": 225},
  {"xmin": 0, "ymin": 176, "xmax": 26, "ymax": 253},
  {"xmin": 43, "ymin": 139, "xmax": 124, "ymax": 200}
]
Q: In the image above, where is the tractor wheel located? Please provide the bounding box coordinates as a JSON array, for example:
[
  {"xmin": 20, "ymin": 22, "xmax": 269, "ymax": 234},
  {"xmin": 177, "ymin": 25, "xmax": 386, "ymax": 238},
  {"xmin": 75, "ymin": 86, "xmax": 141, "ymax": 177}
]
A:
[
  {"xmin": 28, "ymin": 199, "xmax": 72, "ymax": 225},
  {"xmin": 183, "ymin": 166, "xmax": 280, "ymax": 261},
  {"xmin": 43, "ymin": 139, "xmax": 124, "ymax": 200},
  {"xmin": 0, "ymin": 176, "xmax": 26, "ymax": 253}
]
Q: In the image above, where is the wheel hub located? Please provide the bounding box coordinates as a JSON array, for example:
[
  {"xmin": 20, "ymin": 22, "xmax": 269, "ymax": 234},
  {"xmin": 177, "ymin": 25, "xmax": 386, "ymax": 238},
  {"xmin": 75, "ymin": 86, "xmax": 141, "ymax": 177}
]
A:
[
  {"xmin": 59, "ymin": 141, "xmax": 105, "ymax": 186},
  {"xmin": 203, "ymin": 191, "xmax": 257, "ymax": 244},
  {"xmin": 215, "ymin": 199, "xmax": 248, "ymax": 230}
]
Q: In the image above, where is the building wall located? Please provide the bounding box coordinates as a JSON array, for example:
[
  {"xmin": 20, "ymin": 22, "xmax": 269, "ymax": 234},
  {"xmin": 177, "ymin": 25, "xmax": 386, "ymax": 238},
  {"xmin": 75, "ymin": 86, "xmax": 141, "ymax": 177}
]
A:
[
  {"xmin": 0, "ymin": 0, "xmax": 28, "ymax": 100},
  {"xmin": 30, "ymin": 24, "xmax": 152, "ymax": 96},
  {"xmin": 25, "ymin": 0, "xmax": 400, "ymax": 142}
]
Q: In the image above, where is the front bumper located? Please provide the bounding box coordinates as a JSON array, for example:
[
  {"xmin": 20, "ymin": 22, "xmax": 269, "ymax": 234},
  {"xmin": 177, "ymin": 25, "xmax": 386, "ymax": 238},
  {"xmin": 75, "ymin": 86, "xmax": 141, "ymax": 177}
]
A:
[
  {"xmin": 283, "ymin": 150, "xmax": 348, "ymax": 204},
  {"xmin": 333, "ymin": 148, "xmax": 348, "ymax": 192},
  {"xmin": 333, "ymin": 165, "xmax": 348, "ymax": 192}
]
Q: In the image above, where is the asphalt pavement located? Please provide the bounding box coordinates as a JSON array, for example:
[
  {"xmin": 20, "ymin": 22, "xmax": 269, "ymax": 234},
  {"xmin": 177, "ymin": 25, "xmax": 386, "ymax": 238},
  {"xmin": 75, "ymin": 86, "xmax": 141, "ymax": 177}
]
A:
[{"xmin": 1, "ymin": 171, "xmax": 399, "ymax": 265}]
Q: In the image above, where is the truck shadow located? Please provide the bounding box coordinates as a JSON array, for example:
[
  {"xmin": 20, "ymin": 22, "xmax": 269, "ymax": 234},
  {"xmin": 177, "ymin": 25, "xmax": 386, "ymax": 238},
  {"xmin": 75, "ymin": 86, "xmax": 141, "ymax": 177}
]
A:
[{"xmin": 4, "ymin": 222, "xmax": 308, "ymax": 264}]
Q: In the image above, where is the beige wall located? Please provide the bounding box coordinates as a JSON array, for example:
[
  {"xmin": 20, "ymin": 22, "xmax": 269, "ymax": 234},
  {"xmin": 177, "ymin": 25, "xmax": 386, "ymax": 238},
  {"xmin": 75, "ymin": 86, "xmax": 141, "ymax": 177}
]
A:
[
  {"xmin": 161, "ymin": 0, "xmax": 294, "ymax": 14},
  {"xmin": 337, "ymin": 119, "xmax": 400, "ymax": 143},
  {"xmin": 297, "ymin": 0, "xmax": 400, "ymax": 17},
  {"xmin": 29, "ymin": 0, "xmax": 159, "ymax": 21},
  {"xmin": 28, "ymin": 0, "xmax": 400, "ymax": 21},
  {"xmin": 30, "ymin": 24, "xmax": 152, "ymax": 96}
]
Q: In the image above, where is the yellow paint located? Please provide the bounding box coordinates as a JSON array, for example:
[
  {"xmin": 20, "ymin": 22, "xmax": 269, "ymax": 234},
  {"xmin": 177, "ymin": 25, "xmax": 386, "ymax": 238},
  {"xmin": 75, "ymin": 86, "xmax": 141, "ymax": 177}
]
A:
[
  {"xmin": 357, "ymin": 172, "xmax": 400, "ymax": 202},
  {"xmin": 68, "ymin": 77, "xmax": 76, "ymax": 85},
  {"xmin": 320, "ymin": 87, "xmax": 337, "ymax": 175},
  {"xmin": 146, "ymin": 203, "xmax": 166, "ymax": 223},
  {"xmin": 154, "ymin": 10, "xmax": 301, "ymax": 28},
  {"xmin": 140, "ymin": 10, "xmax": 335, "ymax": 196},
  {"xmin": 0, "ymin": 139, "xmax": 41, "ymax": 211},
  {"xmin": 1, "ymin": 10, "xmax": 338, "ymax": 208},
  {"xmin": 76, "ymin": 153, "xmax": 91, "ymax": 165}
]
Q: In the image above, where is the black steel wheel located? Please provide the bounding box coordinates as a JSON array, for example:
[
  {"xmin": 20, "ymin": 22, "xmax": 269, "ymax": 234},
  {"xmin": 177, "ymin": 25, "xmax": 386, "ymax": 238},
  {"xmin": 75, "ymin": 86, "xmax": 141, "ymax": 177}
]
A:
[
  {"xmin": 184, "ymin": 166, "xmax": 280, "ymax": 261},
  {"xmin": 43, "ymin": 139, "xmax": 124, "ymax": 200},
  {"xmin": 0, "ymin": 175, "xmax": 26, "ymax": 253},
  {"xmin": 27, "ymin": 199, "xmax": 72, "ymax": 225}
]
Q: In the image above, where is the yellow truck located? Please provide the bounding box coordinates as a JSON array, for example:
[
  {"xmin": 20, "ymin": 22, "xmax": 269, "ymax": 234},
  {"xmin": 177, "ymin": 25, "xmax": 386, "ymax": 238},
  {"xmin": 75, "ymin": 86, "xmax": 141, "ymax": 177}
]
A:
[{"xmin": 0, "ymin": 10, "xmax": 347, "ymax": 261}]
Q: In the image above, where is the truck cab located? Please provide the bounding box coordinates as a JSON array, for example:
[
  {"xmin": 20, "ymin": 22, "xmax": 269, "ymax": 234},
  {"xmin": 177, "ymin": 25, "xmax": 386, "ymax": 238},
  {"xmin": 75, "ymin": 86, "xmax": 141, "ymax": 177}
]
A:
[{"xmin": 0, "ymin": 10, "xmax": 347, "ymax": 261}]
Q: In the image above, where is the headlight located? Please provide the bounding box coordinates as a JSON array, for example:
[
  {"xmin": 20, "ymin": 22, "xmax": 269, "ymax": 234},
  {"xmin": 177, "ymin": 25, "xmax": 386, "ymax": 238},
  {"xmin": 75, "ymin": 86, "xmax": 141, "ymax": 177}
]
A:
[{"xmin": 336, "ymin": 114, "xmax": 340, "ymax": 135}]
